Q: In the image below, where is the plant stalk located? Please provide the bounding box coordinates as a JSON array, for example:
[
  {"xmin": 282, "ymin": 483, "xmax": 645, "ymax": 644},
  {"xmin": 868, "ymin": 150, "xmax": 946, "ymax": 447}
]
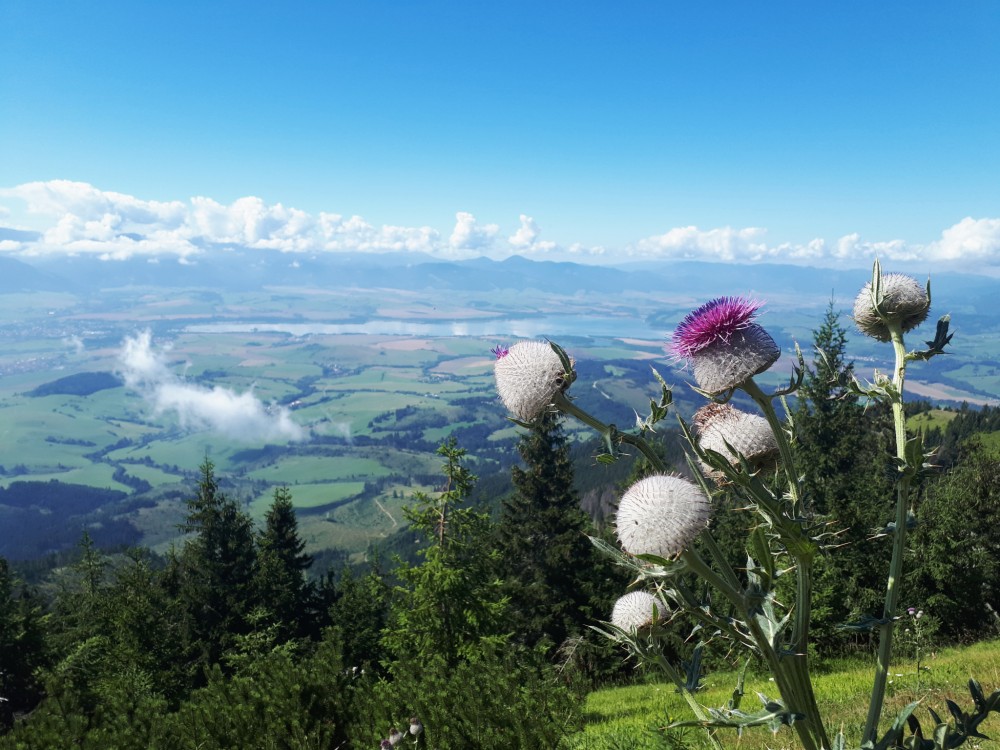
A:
[
  {"xmin": 742, "ymin": 377, "xmax": 830, "ymax": 750},
  {"xmin": 862, "ymin": 323, "xmax": 911, "ymax": 743}
]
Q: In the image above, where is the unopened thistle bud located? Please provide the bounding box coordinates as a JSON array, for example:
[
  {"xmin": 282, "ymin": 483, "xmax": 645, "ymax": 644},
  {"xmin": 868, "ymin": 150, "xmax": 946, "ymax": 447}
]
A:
[
  {"xmin": 853, "ymin": 272, "xmax": 930, "ymax": 342},
  {"xmin": 611, "ymin": 590, "xmax": 664, "ymax": 631},
  {"xmin": 669, "ymin": 296, "xmax": 780, "ymax": 394},
  {"xmin": 616, "ymin": 474, "xmax": 711, "ymax": 558},
  {"xmin": 493, "ymin": 341, "xmax": 572, "ymax": 422},
  {"xmin": 387, "ymin": 727, "xmax": 405, "ymax": 746},
  {"xmin": 693, "ymin": 402, "xmax": 779, "ymax": 477},
  {"xmin": 409, "ymin": 716, "xmax": 423, "ymax": 736}
]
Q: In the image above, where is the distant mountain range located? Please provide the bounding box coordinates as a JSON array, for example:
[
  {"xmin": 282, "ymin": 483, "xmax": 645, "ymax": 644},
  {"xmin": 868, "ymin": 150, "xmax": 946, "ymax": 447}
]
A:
[{"xmin": 2, "ymin": 245, "xmax": 997, "ymax": 319}]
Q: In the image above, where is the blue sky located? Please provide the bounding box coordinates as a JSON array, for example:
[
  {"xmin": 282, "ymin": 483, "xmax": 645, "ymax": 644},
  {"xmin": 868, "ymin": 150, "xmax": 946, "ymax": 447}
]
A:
[{"xmin": 2, "ymin": 1, "xmax": 999, "ymax": 268}]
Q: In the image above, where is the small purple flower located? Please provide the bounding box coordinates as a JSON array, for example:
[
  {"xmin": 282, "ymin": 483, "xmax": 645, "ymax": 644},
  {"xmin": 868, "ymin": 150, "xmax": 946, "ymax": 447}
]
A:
[
  {"xmin": 907, "ymin": 607, "xmax": 916, "ymax": 616},
  {"xmin": 491, "ymin": 343, "xmax": 510, "ymax": 359},
  {"xmin": 668, "ymin": 296, "xmax": 780, "ymax": 394},
  {"xmin": 669, "ymin": 296, "xmax": 765, "ymax": 359}
]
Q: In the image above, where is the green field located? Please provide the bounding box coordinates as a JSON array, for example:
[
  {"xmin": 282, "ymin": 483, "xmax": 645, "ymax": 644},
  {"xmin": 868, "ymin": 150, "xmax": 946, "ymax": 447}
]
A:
[
  {"xmin": 1, "ymin": 284, "xmax": 997, "ymax": 562},
  {"xmin": 572, "ymin": 640, "xmax": 1000, "ymax": 749}
]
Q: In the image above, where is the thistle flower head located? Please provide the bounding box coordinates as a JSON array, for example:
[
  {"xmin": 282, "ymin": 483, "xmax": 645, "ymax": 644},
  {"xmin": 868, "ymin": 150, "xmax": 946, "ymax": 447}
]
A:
[
  {"xmin": 615, "ymin": 474, "xmax": 711, "ymax": 558},
  {"xmin": 668, "ymin": 296, "xmax": 780, "ymax": 394},
  {"xmin": 409, "ymin": 716, "xmax": 423, "ymax": 736},
  {"xmin": 670, "ymin": 296, "xmax": 764, "ymax": 358},
  {"xmin": 611, "ymin": 590, "xmax": 665, "ymax": 631},
  {"xmin": 494, "ymin": 340, "xmax": 572, "ymax": 422},
  {"xmin": 693, "ymin": 403, "xmax": 779, "ymax": 478},
  {"xmin": 853, "ymin": 273, "xmax": 930, "ymax": 342},
  {"xmin": 387, "ymin": 727, "xmax": 405, "ymax": 746}
]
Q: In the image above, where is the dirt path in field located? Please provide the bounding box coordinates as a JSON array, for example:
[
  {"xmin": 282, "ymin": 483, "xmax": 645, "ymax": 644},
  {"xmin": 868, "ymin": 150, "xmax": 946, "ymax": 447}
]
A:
[{"xmin": 374, "ymin": 498, "xmax": 397, "ymax": 528}]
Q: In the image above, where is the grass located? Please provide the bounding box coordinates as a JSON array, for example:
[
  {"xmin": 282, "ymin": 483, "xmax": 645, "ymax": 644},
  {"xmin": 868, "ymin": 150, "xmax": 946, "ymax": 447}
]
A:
[{"xmin": 572, "ymin": 640, "xmax": 1000, "ymax": 749}]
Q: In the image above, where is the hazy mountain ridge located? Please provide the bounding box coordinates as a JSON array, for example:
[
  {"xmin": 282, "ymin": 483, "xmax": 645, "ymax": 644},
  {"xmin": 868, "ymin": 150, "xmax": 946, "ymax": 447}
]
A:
[{"xmin": 5, "ymin": 245, "xmax": 996, "ymax": 308}]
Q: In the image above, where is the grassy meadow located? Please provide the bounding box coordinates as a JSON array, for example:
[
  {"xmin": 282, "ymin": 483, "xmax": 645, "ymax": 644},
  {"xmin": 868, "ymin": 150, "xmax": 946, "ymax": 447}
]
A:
[{"xmin": 573, "ymin": 640, "xmax": 1000, "ymax": 750}]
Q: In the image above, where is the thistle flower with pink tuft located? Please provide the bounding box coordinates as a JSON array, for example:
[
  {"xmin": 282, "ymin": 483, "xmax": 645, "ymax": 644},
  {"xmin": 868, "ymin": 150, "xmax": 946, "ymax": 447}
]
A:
[
  {"xmin": 493, "ymin": 340, "xmax": 573, "ymax": 422},
  {"xmin": 853, "ymin": 272, "xmax": 930, "ymax": 342},
  {"xmin": 668, "ymin": 296, "xmax": 780, "ymax": 394},
  {"xmin": 611, "ymin": 590, "xmax": 665, "ymax": 631},
  {"xmin": 616, "ymin": 474, "xmax": 711, "ymax": 559},
  {"xmin": 693, "ymin": 402, "xmax": 779, "ymax": 479}
]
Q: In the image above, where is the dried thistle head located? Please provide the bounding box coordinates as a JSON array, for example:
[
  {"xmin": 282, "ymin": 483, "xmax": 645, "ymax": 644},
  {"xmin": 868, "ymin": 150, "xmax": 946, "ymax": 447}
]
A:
[
  {"xmin": 694, "ymin": 402, "xmax": 779, "ymax": 479},
  {"xmin": 853, "ymin": 273, "xmax": 930, "ymax": 341}
]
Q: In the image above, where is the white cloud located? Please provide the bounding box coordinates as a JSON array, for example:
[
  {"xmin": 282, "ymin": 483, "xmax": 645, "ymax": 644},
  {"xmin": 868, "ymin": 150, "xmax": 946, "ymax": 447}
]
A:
[
  {"xmin": 631, "ymin": 219, "xmax": 1000, "ymax": 269},
  {"xmin": 926, "ymin": 217, "xmax": 1000, "ymax": 261},
  {"xmin": 4, "ymin": 180, "xmax": 1000, "ymax": 271},
  {"xmin": 633, "ymin": 226, "xmax": 773, "ymax": 261},
  {"xmin": 508, "ymin": 214, "xmax": 558, "ymax": 254},
  {"xmin": 0, "ymin": 180, "xmax": 447, "ymax": 260},
  {"xmin": 449, "ymin": 211, "xmax": 499, "ymax": 253},
  {"xmin": 116, "ymin": 330, "xmax": 305, "ymax": 442}
]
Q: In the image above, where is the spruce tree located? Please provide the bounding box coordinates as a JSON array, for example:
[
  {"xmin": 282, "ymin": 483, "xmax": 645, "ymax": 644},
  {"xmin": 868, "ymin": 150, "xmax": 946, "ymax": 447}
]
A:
[
  {"xmin": 256, "ymin": 487, "xmax": 313, "ymax": 642},
  {"xmin": 177, "ymin": 459, "xmax": 259, "ymax": 674},
  {"xmin": 382, "ymin": 439, "xmax": 506, "ymax": 666},
  {"xmin": 794, "ymin": 302, "xmax": 894, "ymax": 646},
  {"xmin": 0, "ymin": 558, "xmax": 46, "ymax": 729},
  {"xmin": 497, "ymin": 410, "xmax": 623, "ymax": 656}
]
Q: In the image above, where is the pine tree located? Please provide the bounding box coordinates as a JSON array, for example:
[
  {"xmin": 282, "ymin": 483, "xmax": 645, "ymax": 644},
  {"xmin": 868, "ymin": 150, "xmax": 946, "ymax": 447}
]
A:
[
  {"xmin": 497, "ymin": 410, "xmax": 625, "ymax": 657},
  {"xmin": 176, "ymin": 459, "xmax": 259, "ymax": 674},
  {"xmin": 382, "ymin": 439, "xmax": 506, "ymax": 666},
  {"xmin": 0, "ymin": 557, "xmax": 46, "ymax": 729},
  {"xmin": 255, "ymin": 486, "xmax": 314, "ymax": 642},
  {"xmin": 793, "ymin": 301, "xmax": 894, "ymax": 646}
]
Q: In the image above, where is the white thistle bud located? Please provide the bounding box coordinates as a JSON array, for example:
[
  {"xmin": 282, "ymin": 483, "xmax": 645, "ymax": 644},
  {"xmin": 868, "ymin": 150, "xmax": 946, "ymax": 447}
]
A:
[
  {"xmin": 611, "ymin": 590, "xmax": 664, "ymax": 631},
  {"xmin": 853, "ymin": 273, "xmax": 930, "ymax": 342},
  {"xmin": 616, "ymin": 474, "xmax": 711, "ymax": 558},
  {"xmin": 409, "ymin": 716, "xmax": 423, "ymax": 736},
  {"xmin": 493, "ymin": 341, "xmax": 572, "ymax": 422},
  {"xmin": 694, "ymin": 403, "xmax": 779, "ymax": 478},
  {"xmin": 388, "ymin": 727, "xmax": 405, "ymax": 746}
]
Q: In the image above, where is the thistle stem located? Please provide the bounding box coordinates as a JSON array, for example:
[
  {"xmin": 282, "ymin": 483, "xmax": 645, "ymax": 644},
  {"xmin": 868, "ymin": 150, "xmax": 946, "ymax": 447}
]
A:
[
  {"xmin": 551, "ymin": 392, "xmax": 666, "ymax": 471},
  {"xmin": 862, "ymin": 323, "xmax": 911, "ymax": 744},
  {"xmin": 742, "ymin": 378, "xmax": 829, "ymax": 750},
  {"xmin": 741, "ymin": 378, "xmax": 801, "ymax": 510}
]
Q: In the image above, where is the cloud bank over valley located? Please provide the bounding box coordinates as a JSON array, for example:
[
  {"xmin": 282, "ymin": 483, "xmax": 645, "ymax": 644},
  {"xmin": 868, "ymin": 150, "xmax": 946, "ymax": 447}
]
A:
[
  {"xmin": 2, "ymin": 180, "xmax": 1000, "ymax": 273},
  {"xmin": 116, "ymin": 330, "xmax": 305, "ymax": 443}
]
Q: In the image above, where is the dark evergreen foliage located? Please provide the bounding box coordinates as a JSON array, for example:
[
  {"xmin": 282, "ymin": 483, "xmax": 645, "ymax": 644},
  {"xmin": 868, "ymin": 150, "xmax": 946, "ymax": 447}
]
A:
[
  {"xmin": 792, "ymin": 302, "xmax": 896, "ymax": 650},
  {"xmin": 498, "ymin": 411, "xmax": 627, "ymax": 662}
]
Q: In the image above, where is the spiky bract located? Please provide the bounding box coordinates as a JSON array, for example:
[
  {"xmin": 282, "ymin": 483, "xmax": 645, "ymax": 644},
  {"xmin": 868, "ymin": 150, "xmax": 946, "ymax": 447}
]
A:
[
  {"xmin": 694, "ymin": 402, "xmax": 779, "ymax": 478},
  {"xmin": 615, "ymin": 474, "xmax": 711, "ymax": 558},
  {"xmin": 494, "ymin": 340, "xmax": 571, "ymax": 422},
  {"xmin": 853, "ymin": 273, "xmax": 930, "ymax": 342},
  {"xmin": 611, "ymin": 590, "xmax": 663, "ymax": 631}
]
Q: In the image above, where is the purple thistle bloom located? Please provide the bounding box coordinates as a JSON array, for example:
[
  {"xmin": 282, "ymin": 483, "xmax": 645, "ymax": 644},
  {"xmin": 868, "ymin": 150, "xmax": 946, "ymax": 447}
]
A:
[
  {"xmin": 491, "ymin": 343, "xmax": 510, "ymax": 359},
  {"xmin": 669, "ymin": 296, "xmax": 764, "ymax": 359},
  {"xmin": 668, "ymin": 296, "xmax": 779, "ymax": 394}
]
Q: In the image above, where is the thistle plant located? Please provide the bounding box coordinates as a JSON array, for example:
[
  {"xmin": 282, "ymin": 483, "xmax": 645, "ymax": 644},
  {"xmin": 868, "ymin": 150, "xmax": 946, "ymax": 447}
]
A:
[{"xmin": 492, "ymin": 260, "xmax": 999, "ymax": 750}]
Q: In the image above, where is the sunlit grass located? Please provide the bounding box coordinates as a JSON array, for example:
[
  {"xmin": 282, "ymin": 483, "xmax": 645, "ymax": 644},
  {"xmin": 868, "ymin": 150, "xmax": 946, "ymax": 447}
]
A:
[{"xmin": 572, "ymin": 640, "xmax": 1000, "ymax": 749}]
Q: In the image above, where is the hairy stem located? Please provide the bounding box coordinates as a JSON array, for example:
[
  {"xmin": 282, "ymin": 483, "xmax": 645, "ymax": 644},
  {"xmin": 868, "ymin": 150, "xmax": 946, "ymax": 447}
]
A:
[{"xmin": 863, "ymin": 322, "xmax": 911, "ymax": 744}]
